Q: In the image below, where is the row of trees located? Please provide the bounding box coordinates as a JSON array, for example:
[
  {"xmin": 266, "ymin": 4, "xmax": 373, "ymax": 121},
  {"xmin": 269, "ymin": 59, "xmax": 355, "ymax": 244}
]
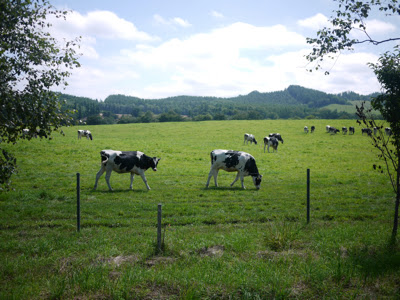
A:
[{"xmin": 60, "ymin": 86, "xmax": 370, "ymax": 125}]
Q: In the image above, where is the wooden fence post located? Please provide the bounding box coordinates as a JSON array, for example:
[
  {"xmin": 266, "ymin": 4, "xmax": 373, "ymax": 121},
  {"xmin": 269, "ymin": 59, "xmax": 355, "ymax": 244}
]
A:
[
  {"xmin": 157, "ymin": 203, "xmax": 162, "ymax": 252},
  {"xmin": 77, "ymin": 172, "xmax": 81, "ymax": 232},
  {"xmin": 307, "ymin": 168, "xmax": 310, "ymax": 224}
]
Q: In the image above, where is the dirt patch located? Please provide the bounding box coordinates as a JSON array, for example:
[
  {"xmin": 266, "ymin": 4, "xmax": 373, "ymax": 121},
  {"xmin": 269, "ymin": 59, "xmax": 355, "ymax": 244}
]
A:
[
  {"xmin": 198, "ymin": 245, "xmax": 225, "ymax": 257},
  {"xmin": 145, "ymin": 256, "xmax": 176, "ymax": 267}
]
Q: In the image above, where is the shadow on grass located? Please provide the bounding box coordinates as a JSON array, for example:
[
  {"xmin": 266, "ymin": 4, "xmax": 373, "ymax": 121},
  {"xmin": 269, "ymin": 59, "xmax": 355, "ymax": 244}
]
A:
[
  {"xmin": 349, "ymin": 241, "xmax": 400, "ymax": 278},
  {"xmin": 88, "ymin": 188, "xmax": 149, "ymax": 194},
  {"xmin": 202, "ymin": 186, "xmax": 260, "ymax": 191}
]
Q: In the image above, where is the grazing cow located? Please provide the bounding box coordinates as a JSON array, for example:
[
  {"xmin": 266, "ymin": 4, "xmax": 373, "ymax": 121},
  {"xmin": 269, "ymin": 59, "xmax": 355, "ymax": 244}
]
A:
[
  {"xmin": 304, "ymin": 126, "xmax": 309, "ymax": 133},
  {"xmin": 385, "ymin": 127, "xmax": 392, "ymax": 136},
  {"xmin": 268, "ymin": 133, "xmax": 284, "ymax": 144},
  {"xmin": 244, "ymin": 133, "xmax": 257, "ymax": 145},
  {"xmin": 342, "ymin": 127, "xmax": 348, "ymax": 135},
  {"xmin": 349, "ymin": 127, "xmax": 355, "ymax": 135},
  {"xmin": 311, "ymin": 126, "xmax": 315, "ymax": 133},
  {"xmin": 373, "ymin": 127, "xmax": 378, "ymax": 136},
  {"xmin": 94, "ymin": 150, "xmax": 161, "ymax": 191},
  {"xmin": 329, "ymin": 127, "xmax": 340, "ymax": 134},
  {"xmin": 78, "ymin": 130, "xmax": 93, "ymax": 140},
  {"xmin": 205, "ymin": 149, "xmax": 262, "ymax": 189},
  {"xmin": 326, "ymin": 125, "xmax": 331, "ymax": 133},
  {"xmin": 362, "ymin": 128, "xmax": 372, "ymax": 136},
  {"xmin": 263, "ymin": 136, "xmax": 278, "ymax": 153}
]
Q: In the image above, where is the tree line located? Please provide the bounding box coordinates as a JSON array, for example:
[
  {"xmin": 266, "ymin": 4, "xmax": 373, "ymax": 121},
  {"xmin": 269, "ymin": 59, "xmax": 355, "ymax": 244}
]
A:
[{"xmin": 60, "ymin": 85, "xmax": 378, "ymax": 125}]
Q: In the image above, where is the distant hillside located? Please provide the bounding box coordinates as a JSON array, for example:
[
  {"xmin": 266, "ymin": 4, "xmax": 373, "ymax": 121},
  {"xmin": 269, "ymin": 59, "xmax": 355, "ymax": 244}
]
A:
[{"xmin": 59, "ymin": 85, "xmax": 378, "ymax": 124}]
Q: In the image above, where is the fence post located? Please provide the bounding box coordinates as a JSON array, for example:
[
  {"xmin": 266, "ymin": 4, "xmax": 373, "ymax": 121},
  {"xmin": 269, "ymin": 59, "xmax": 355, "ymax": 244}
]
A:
[
  {"xmin": 157, "ymin": 203, "xmax": 162, "ymax": 252},
  {"xmin": 77, "ymin": 172, "xmax": 81, "ymax": 232},
  {"xmin": 307, "ymin": 168, "xmax": 310, "ymax": 224}
]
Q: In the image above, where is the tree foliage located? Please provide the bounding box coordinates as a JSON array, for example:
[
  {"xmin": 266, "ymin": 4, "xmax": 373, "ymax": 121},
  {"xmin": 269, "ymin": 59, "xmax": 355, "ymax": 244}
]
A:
[
  {"xmin": 0, "ymin": 0, "xmax": 81, "ymax": 188},
  {"xmin": 357, "ymin": 47, "xmax": 400, "ymax": 240},
  {"xmin": 307, "ymin": 0, "xmax": 400, "ymax": 240},
  {"xmin": 306, "ymin": 0, "xmax": 400, "ymax": 74}
]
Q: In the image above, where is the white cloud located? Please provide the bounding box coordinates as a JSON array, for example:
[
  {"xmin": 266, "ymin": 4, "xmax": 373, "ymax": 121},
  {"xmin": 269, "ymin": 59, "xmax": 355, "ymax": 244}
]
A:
[
  {"xmin": 52, "ymin": 10, "xmax": 156, "ymax": 42},
  {"xmin": 210, "ymin": 10, "xmax": 224, "ymax": 18},
  {"xmin": 298, "ymin": 13, "xmax": 330, "ymax": 30}
]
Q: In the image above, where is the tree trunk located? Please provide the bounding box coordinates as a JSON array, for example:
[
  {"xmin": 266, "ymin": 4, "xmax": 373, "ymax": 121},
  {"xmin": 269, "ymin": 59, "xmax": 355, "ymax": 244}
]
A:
[{"xmin": 392, "ymin": 154, "xmax": 400, "ymax": 242}]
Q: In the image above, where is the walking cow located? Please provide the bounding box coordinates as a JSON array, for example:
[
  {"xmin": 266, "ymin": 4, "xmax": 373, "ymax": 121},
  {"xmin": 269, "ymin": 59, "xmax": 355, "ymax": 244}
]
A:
[
  {"xmin": 206, "ymin": 150, "xmax": 262, "ymax": 189},
  {"xmin": 94, "ymin": 150, "xmax": 161, "ymax": 191}
]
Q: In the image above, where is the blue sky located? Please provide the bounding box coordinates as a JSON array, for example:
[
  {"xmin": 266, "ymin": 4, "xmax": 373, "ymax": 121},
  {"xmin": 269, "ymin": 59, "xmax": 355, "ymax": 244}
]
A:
[{"xmin": 49, "ymin": 0, "xmax": 400, "ymax": 100}]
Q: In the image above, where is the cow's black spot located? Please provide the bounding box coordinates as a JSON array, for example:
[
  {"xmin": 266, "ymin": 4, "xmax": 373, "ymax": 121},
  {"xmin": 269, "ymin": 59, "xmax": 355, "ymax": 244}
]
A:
[
  {"xmin": 244, "ymin": 157, "xmax": 259, "ymax": 175},
  {"xmin": 115, "ymin": 151, "xmax": 157, "ymax": 171},
  {"xmin": 223, "ymin": 151, "xmax": 240, "ymax": 168}
]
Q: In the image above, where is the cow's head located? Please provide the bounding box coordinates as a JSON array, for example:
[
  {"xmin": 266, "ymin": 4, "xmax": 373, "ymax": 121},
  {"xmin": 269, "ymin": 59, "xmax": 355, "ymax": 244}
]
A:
[
  {"xmin": 251, "ymin": 174, "xmax": 262, "ymax": 189},
  {"xmin": 151, "ymin": 157, "xmax": 161, "ymax": 171}
]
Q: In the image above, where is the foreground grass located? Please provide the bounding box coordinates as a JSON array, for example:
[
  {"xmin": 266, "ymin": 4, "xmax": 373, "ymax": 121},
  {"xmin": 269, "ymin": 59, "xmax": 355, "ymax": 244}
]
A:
[{"xmin": 1, "ymin": 119, "xmax": 399, "ymax": 299}]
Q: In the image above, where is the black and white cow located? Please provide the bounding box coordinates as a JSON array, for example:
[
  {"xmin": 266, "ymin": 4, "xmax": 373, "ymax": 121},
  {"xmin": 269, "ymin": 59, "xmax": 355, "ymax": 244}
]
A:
[
  {"xmin": 385, "ymin": 127, "xmax": 392, "ymax": 136},
  {"xmin": 342, "ymin": 127, "xmax": 348, "ymax": 135},
  {"xmin": 244, "ymin": 133, "xmax": 257, "ymax": 145},
  {"xmin": 268, "ymin": 133, "xmax": 284, "ymax": 144},
  {"xmin": 78, "ymin": 130, "xmax": 93, "ymax": 140},
  {"xmin": 326, "ymin": 125, "xmax": 331, "ymax": 133},
  {"xmin": 263, "ymin": 136, "xmax": 278, "ymax": 153},
  {"xmin": 311, "ymin": 126, "xmax": 315, "ymax": 133},
  {"xmin": 349, "ymin": 127, "xmax": 355, "ymax": 134},
  {"xmin": 362, "ymin": 128, "xmax": 372, "ymax": 136},
  {"xmin": 205, "ymin": 149, "xmax": 262, "ymax": 189},
  {"xmin": 94, "ymin": 150, "xmax": 161, "ymax": 191},
  {"xmin": 329, "ymin": 127, "xmax": 340, "ymax": 134},
  {"xmin": 304, "ymin": 126, "xmax": 309, "ymax": 133},
  {"xmin": 373, "ymin": 127, "xmax": 378, "ymax": 136}
]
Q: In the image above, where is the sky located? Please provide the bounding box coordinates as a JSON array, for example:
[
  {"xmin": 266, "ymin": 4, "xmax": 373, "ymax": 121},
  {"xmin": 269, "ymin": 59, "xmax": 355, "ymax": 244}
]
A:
[{"xmin": 48, "ymin": 0, "xmax": 400, "ymax": 100}]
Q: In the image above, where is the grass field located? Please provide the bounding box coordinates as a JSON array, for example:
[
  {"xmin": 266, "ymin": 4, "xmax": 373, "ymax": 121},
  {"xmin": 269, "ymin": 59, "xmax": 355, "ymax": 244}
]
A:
[
  {"xmin": 1, "ymin": 119, "xmax": 399, "ymax": 299},
  {"xmin": 322, "ymin": 100, "xmax": 376, "ymax": 115}
]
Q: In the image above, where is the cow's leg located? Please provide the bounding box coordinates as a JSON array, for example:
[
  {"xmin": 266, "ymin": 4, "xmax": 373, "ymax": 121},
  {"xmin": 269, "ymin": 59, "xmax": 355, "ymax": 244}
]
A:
[
  {"xmin": 139, "ymin": 172, "xmax": 151, "ymax": 190},
  {"xmin": 130, "ymin": 173, "xmax": 135, "ymax": 189},
  {"xmin": 105, "ymin": 169, "xmax": 113, "ymax": 191},
  {"xmin": 240, "ymin": 173, "xmax": 246, "ymax": 189},
  {"xmin": 230, "ymin": 172, "xmax": 240, "ymax": 187},
  {"xmin": 264, "ymin": 143, "xmax": 266, "ymax": 153},
  {"xmin": 267, "ymin": 143, "xmax": 270, "ymax": 153},
  {"xmin": 94, "ymin": 166, "xmax": 105, "ymax": 190},
  {"xmin": 206, "ymin": 169, "xmax": 218, "ymax": 188}
]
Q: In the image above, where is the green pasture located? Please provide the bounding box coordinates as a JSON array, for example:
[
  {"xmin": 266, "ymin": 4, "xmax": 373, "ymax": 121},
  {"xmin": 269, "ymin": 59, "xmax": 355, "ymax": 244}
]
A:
[
  {"xmin": 1, "ymin": 119, "xmax": 399, "ymax": 299},
  {"xmin": 322, "ymin": 100, "xmax": 376, "ymax": 114}
]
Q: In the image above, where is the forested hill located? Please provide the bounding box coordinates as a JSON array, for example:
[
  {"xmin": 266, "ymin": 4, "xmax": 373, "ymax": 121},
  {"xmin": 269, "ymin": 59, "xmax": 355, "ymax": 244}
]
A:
[{"xmin": 60, "ymin": 85, "xmax": 378, "ymax": 124}]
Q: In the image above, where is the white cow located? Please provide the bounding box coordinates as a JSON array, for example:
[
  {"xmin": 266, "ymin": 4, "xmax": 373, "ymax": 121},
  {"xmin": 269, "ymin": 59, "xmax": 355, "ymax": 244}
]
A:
[
  {"xmin": 206, "ymin": 149, "xmax": 262, "ymax": 189},
  {"xmin": 78, "ymin": 130, "xmax": 93, "ymax": 140},
  {"xmin": 94, "ymin": 150, "xmax": 161, "ymax": 191},
  {"xmin": 243, "ymin": 133, "xmax": 257, "ymax": 145},
  {"xmin": 263, "ymin": 136, "xmax": 278, "ymax": 153},
  {"xmin": 304, "ymin": 126, "xmax": 309, "ymax": 133}
]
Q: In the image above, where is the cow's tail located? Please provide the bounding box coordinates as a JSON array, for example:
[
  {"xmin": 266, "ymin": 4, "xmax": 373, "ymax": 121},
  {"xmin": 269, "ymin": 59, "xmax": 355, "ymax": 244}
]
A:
[
  {"xmin": 100, "ymin": 152, "xmax": 108, "ymax": 166},
  {"xmin": 210, "ymin": 151, "xmax": 215, "ymax": 165}
]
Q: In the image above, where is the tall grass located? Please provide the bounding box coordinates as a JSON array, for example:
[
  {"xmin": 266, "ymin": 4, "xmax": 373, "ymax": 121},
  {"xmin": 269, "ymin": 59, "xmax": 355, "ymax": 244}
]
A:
[{"xmin": 0, "ymin": 119, "xmax": 399, "ymax": 299}]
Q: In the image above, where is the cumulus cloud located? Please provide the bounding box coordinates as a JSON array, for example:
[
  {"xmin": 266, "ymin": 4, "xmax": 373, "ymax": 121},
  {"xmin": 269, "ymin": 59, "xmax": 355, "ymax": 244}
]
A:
[
  {"xmin": 298, "ymin": 13, "xmax": 330, "ymax": 30},
  {"xmin": 51, "ymin": 10, "xmax": 156, "ymax": 42}
]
